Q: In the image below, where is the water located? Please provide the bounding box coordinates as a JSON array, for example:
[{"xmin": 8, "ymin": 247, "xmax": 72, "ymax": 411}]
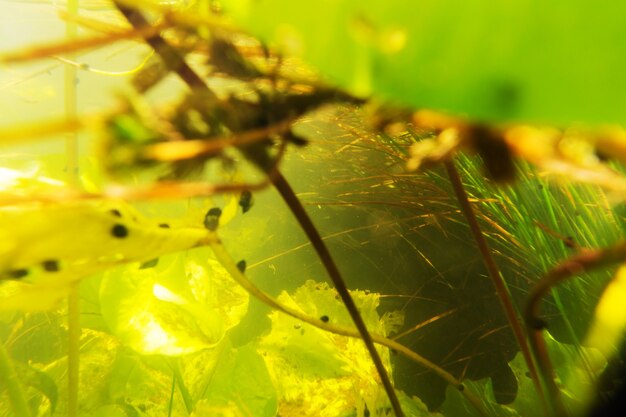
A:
[{"xmin": 1, "ymin": 2, "xmax": 624, "ymax": 417}]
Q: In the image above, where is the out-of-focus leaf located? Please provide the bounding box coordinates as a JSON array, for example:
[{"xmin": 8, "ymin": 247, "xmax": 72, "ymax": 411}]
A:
[
  {"xmin": 576, "ymin": 263, "xmax": 626, "ymax": 409},
  {"xmin": 504, "ymin": 126, "xmax": 626, "ymax": 196},
  {"xmin": 586, "ymin": 264, "xmax": 626, "ymax": 358},
  {"xmin": 0, "ymin": 168, "xmax": 215, "ymax": 312},
  {"xmin": 99, "ymin": 250, "xmax": 248, "ymax": 356},
  {"xmin": 223, "ymin": 0, "xmax": 626, "ymax": 125}
]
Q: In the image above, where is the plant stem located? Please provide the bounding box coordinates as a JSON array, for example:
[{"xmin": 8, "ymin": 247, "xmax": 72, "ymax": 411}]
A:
[
  {"xmin": 271, "ymin": 171, "xmax": 405, "ymax": 417},
  {"xmin": 67, "ymin": 285, "xmax": 81, "ymax": 417},
  {"xmin": 207, "ymin": 233, "xmax": 489, "ymax": 417},
  {"xmin": 444, "ymin": 160, "xmax": 548, "ymax": 414},
  {"xmin": 0, "ymin": 342, "xmax": 32, "ymax": 417},
  {"xmin": 65, "ymin": 2, "xmax": 81, "ymax": 417},
  {"xmin": 113, "ymin": 2, "xmax": 217, "ymax": 100}
]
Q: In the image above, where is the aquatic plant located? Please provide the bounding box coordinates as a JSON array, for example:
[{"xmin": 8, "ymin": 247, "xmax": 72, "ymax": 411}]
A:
[{"xmin": 2, "ymin": 2, "xmax": 626, "ymax": 417}]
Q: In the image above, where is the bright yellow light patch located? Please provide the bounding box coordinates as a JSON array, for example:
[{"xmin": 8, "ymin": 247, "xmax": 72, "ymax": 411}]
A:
[
  {"xmin": 130, "ymin": 312, "xmax": 186, "ymax": 356},
  {"xmin": 152, "ymin": 283, "xmax": 187, "ymax": 305},
  {"xmin": 585, "ymin": 264, "xmax": 626, "ymax": 357}
]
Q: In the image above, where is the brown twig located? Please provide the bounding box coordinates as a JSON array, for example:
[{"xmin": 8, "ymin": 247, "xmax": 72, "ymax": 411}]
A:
[
  {"xmin": 142, "ymin": 118, "xmax": 296, "ymax": 161},
  {"xmin": 445, "ymin": 159, "xmax": 549, "ymax": 415},
  {"xmin": 0, "ymin": 23, "xmax": 168, "ymax": 64}
]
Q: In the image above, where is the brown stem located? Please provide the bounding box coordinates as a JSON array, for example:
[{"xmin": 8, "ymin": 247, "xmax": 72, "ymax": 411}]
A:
[
  {"xmin": 0, "ymin": 22, "xmax": 168, "ymax": 64},
  {"xmin": 525, "ymin": 242, "xmax": 626, "ymax": 417},
  {"xmin": 272, "ymin": 171, "xmax": 405, "ymax": 417},
  {"xmin": 444, "ymin": 160, "xmax": 549, "ymax": 415},
  {"xmin": 112, "ymin": 2, "xmax": 404, "ymax": 415},
  {"xmin": 113, "ymin": 2, "xmax": 217, "ymax": 99}
]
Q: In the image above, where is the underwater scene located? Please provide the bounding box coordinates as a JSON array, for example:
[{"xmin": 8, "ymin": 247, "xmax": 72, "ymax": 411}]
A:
[{"xmin": 2, "ymin": 1, "xmax": 626, "ymax": 417}]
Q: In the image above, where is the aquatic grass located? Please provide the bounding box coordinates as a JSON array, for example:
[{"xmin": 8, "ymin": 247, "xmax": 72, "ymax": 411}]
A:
[
  {"xmin": 454, "ymin": 155, "xmax": 626, "ymax": 416},
  {"xmin": 444, "ymin": 159, "xmax": 547, "ymax": 415},
  {"xmin": 64, "ymin": 2, "xmax": 81, "ymax": 417},
  {"xmin": 459, "ymin": 156, "xmax": 622, "ymax": 343},
  {"xmin": 278, "ymin": 119, "xmax": 541, "ymax": 411},
  {"xmin": 331, "ymin": 124, "xmax": 624, "ymax": 415}
]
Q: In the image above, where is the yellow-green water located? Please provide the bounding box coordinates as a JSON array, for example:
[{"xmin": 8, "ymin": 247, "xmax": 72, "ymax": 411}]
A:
[{"xmin": 1, "ymin": 2, "xmax": 626, "ymax": 417}]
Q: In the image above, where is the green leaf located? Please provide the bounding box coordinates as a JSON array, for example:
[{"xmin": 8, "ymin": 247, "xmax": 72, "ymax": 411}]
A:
[
  {"xmin": 258, "ymin": 280, "xmax": 410, "ymax": 417},
  {"xmin": 223, "ymin": 0, "xmax": 626, "ymax": 125},
  {"xmin": 195, "ymin": 341, "xmax": 277, "ymax": 417},
  {"xmin": 99, "ymin": 250, "xmax": 249, "ymax": 356},
  {"xmin": 13, "ymin": 361, "xmax": 58, "ymax": 414},
  {"xmin": 92, "ymin": 404, "xmax": 130, "ymax": 417}
]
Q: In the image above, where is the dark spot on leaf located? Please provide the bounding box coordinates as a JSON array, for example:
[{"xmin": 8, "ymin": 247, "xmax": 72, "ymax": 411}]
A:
[
  {"xmin": 204, "ymin": 207, "xmax": 222, "ymax": 231},
  {"xmin": 285, "ymin": 131, "xmax": 308, "ymax": 147},
  {"xmin": 139, "ymin": 258, "xmax": 159, "ymax": 269},
  {"xmin": 458, "ymin": 384, "xmax": 465, "ymax": 392},
  {"xmin": 236, "ymin": 260, "xmax": 247, "ymax": 273},
  {"xmin": 109, "ymin": 209, "xmax": 122, "ymax": 218},
  {"xmin": 111, "ymin": 224, "xmax": 129, "ymax": 238},
  {"xmin": 42, "ymin": 260, "xmax": 60, "ymax": 272},
  {"xmin": 239, "ymin": 190, "xmax": 254, "ymax": 214},
  {"xmin": 9, "ymin": 269, "xmax": 28, "ymax": 279},
  {"xmin": 320, "ymin": 315, "xmax": 329, "ymax": 323},
  {"xmin": 158, "ymin": 223, "xmax": 170, "ymax": 229},
  {"xmin": 564, "ymin": 236, "xmax": 576, "ymax": 249}
]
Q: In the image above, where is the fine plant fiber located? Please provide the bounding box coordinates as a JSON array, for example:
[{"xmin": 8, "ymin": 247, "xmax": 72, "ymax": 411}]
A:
[{"xmin": 287, "ymin": 113, "xmax": 625, "ymax": 415}]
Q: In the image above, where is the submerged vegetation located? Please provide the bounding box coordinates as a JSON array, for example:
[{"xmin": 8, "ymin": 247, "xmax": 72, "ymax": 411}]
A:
[{"xmin": 2, "ymin": 1, "xmax": 626, "ymax": 417}]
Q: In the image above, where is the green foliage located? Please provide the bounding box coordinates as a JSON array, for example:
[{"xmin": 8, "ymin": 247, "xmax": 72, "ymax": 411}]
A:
[
  {"xmin": 3, "ymin": 2, "xmax": 626, "ymax": 417},
  {"xmin": 453, "ymin": 156, "xmax": 623, "ymax": 346},
  {"xmin": 258, "ymin": 280, "xmax": 428, "ymax": 417},
  {"xmin": 99, "ymin": 251, "xmax": 249, "ymax": 356},
  {"xmin": 198, "ymin": 342, "xmax": 277, "ymax": 417},
  {"xmin": 223, "ymin": 0, "xmax": 626, "ymax": 125}
]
